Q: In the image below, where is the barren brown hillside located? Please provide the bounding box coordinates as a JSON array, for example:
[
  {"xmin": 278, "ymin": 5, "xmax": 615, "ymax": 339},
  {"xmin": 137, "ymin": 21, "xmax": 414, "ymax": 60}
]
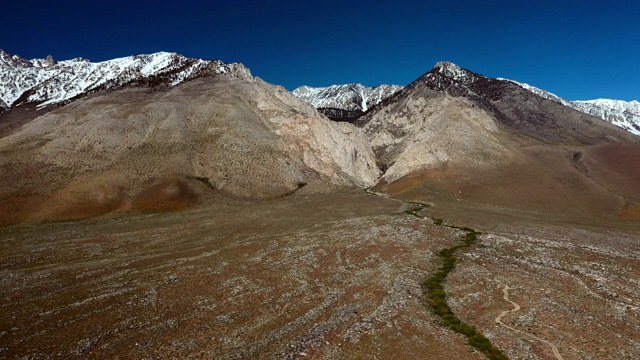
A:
[
  {"xmin": 380, "ymin": 142, "xmax": 640, "ymax": 223},
  {"xmin": 2, "ymin": 188, "xmax": 639, "ymax": 359},
  {"xmin": 0, "ymin": 190, "xmax": 487, "ymax": 359},
  {"xmin": 0, "ymin": 74, "xmax": 378, "ymax": 226}
]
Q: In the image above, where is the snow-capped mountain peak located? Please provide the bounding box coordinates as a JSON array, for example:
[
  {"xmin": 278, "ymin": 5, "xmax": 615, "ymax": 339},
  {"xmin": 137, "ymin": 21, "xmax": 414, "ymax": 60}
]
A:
[
  {"xmin": 414, "ymin": 61, "xmax": 485, "ymax": 97},
  {"xmin": 433, "ymin": 61, "xmax": 469, "ymax": 81},
  {"xmin": 575, "ymin": 98, "xmax": 640, "ymax": 109},
  {"xmin": 0, "ymin": 50, "xmax": 253, "ymax": 112}
]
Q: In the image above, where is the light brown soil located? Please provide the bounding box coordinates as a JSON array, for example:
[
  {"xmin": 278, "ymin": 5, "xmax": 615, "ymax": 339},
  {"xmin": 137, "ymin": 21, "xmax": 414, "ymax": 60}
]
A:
[{"xmin": 495, "ymin": 286, "xmax": 564, "ymax": 360}]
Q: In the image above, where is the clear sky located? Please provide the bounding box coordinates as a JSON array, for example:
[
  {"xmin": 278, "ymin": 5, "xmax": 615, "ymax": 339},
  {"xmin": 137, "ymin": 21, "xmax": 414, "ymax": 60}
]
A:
[{"xmin": 4, "ymin": 0, "xmax": 639, "ymax": 101}]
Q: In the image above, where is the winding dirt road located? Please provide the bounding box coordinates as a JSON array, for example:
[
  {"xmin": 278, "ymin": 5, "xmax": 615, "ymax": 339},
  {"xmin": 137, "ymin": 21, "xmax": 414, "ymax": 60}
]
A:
[{"xmin": 495, "ymin": 285, "xmax": 564, "ymax": 360}]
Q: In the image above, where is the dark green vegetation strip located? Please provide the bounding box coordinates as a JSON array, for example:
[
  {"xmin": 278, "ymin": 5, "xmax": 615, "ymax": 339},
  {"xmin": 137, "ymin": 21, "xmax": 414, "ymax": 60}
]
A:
[{"xmin": 404, "ymin": 203, "xmax": 508, "ymax": 360}]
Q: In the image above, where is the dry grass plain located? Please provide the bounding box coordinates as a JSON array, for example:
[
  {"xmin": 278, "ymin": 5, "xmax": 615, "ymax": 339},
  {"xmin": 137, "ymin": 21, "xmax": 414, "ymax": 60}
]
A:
[{"xmin": 1, "ymin": 188, "xmax": 639, "ymax": 359}]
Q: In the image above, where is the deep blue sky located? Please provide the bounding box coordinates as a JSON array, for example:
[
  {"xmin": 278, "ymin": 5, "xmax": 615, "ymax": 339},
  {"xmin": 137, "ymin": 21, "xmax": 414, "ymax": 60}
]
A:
[{"xmin": 4, "ymin": 0, "xmax": 639, "ymax": 100}]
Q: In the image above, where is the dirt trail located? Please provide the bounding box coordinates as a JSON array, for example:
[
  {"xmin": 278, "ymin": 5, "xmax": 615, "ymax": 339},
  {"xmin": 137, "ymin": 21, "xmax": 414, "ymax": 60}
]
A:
[{"xmin": 495, "ymin": 285, "xmax": 564, "ymax": 360}]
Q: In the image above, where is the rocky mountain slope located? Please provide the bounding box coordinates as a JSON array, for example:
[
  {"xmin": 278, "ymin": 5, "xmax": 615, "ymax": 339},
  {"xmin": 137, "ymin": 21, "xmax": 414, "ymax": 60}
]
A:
[
  {"xmin": 358, "ymin": 61, "xmax": 640, "ymax": 221},
  {"xmin": 293, "ymin": 83, "xmax": 402, "ymax": 121},
  {"xmin": 406, "ymin": 61, "xmax": 638, "ymax": 144},
  {"xmin": 0, "ymin": 50, "xmax": 252, "ymax": 112},
  {"xmin": 500, "ymin": 78, "xmax": 640, "ymax": 135},
  {"xmin": 358, "ymin": 61, "xmax": 636, "ymax": 165},
  {"xmin": 0, "ymin": 57, "xmax": 378, "ymax": 225}
]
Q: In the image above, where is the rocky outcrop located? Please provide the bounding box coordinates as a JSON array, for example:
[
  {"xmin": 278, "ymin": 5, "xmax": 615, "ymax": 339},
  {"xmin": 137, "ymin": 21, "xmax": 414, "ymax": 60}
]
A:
[{"xmin": 277, "ymin": 115, "xmax": 378, "ymax": 188}]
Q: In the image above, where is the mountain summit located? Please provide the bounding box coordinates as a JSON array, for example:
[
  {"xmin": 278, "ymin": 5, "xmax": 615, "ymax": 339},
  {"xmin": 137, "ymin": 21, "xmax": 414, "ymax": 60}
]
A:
[
  {"xmin": 355, "ymin": 61, "xmax": 640, "ymax": 220},
  {"xmin": 360, "ymin": 61, "xmax": 638, "ymax": 145}
]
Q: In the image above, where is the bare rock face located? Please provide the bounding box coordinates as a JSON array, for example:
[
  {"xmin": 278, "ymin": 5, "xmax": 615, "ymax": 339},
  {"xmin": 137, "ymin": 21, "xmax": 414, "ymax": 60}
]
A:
[
  {"xmin": 0, "ymin": 72, "xmax": 378, "ymax": 224},
  {"xmin": 277, "ymin": 116, "xmax": 378, "ymax": 188},
  {"xmin": 210, "ymin": 77, "xmax": 380, "ymax": 188}
]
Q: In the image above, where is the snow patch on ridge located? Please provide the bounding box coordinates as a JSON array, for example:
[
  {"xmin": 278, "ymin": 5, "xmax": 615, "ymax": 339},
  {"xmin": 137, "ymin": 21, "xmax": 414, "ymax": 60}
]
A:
[
  {"xmin": 500, "ymin": 78, "xmax": 640, "ymax": 135},
  {"xmin": 0, "ymin": 50, "xmax": 253, "ymax": 111},
  {"xmin": 292, "ymin": 83, "xmax": 403, "ymax": 112},
  {"xmin": 434, "ymin": 61, "xmax": 469, "ymax": 81}
]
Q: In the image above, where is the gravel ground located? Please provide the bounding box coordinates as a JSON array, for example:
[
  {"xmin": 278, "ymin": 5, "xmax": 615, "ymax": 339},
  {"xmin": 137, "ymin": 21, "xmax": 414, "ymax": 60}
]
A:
[
  {"xmin": 3, "ymin": 189, "xmax": 636, "ymax": 359},
  {"xmin": 0, "ymin": 190, "xmax": 481, "ymax": 359}
]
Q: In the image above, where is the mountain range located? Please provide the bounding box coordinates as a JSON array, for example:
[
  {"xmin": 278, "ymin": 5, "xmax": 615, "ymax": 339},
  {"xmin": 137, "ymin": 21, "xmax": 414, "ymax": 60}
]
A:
[
  {"xmin": 294, "ymin": 66, "xmax": 640, "ymax": 135},
  {"xmin": 2, "ymin": 49, "xmax": 638, "ymax": 135},
  {"xmin": 0, "ymin": 51, "xmax": 639, "ymax": 226}
]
